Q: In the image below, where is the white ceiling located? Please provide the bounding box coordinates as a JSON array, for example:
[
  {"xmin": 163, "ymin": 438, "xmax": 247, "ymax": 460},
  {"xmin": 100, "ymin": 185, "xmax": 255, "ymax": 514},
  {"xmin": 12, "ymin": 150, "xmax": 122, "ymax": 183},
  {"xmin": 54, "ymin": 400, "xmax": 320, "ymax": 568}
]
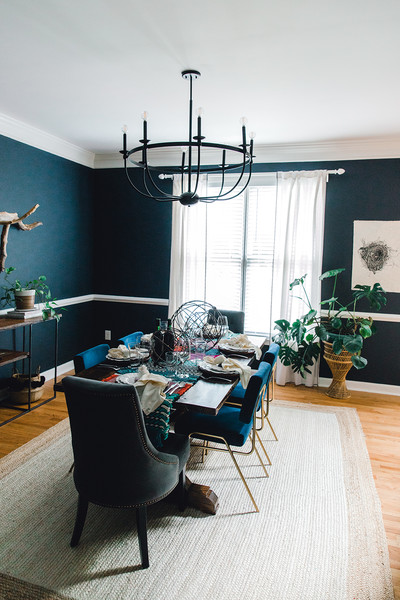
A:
[{"xmin": 1, "ymin": 0, "xmax": 400, "ymax": 159}]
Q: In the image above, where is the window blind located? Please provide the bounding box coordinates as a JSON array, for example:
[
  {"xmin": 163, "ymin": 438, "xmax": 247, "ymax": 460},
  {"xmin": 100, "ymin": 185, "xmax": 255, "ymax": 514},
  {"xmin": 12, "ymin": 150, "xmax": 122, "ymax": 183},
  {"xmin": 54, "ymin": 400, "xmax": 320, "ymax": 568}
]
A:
[{"xmin": 205, "ymin": 174, "xmax": 277, "ymax": 335}]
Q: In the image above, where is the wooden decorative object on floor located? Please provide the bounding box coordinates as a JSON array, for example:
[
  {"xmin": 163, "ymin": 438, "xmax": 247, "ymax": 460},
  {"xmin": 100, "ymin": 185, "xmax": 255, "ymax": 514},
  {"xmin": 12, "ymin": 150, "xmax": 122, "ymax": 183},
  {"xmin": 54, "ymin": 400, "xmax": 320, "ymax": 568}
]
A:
[
  {"xmin": 185, "ymin": 476, "xmax": 220, "ymax": 514},
  {"xmin": 323, "ymin": 341, "xmax": 353, "ymax": 398}
]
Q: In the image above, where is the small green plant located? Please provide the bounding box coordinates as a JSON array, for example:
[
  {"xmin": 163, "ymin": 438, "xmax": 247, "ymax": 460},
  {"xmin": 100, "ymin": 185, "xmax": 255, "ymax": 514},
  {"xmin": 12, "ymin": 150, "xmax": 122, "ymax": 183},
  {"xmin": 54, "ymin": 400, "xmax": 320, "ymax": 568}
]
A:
[
  {"xmin": 273, "ymin": 268, "xmax": 387, "ymax": 377},
  {"xmin": 1, "ymin": 266, "xmax": 63, "ymax": 321}
]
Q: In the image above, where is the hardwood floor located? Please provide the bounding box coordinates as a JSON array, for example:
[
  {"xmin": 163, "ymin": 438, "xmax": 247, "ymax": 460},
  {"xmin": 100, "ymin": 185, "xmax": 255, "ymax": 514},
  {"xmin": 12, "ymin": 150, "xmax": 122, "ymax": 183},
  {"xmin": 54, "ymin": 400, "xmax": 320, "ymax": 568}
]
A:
[{"xmin": 0, "ymin": 374, "xmax": 399, "ymax": 598}]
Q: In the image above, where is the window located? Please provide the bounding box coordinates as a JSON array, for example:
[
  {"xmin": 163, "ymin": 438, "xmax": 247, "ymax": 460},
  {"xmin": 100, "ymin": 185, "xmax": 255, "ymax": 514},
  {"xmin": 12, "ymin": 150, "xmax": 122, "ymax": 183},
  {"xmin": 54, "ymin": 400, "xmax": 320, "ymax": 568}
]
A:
[{"xmin": 203, "ymin": 174, "xmax": 277, "ymax": 335}]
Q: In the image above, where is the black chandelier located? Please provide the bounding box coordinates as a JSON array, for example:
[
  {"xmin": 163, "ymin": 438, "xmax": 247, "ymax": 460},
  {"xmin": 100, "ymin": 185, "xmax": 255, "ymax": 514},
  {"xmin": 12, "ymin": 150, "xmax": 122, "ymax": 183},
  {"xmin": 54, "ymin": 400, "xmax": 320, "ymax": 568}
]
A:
[{"xmin": 121, "ymin": 70, "xmax": 255, "ymax": 205}]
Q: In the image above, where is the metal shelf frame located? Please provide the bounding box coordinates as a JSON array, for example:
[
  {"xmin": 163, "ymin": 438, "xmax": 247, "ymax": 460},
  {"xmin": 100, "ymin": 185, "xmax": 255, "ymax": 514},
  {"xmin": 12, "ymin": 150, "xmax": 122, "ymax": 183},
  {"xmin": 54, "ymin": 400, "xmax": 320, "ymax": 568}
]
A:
[{"xmin": 0, "ymin": 316, "xmax": 59, "ymax": 427}]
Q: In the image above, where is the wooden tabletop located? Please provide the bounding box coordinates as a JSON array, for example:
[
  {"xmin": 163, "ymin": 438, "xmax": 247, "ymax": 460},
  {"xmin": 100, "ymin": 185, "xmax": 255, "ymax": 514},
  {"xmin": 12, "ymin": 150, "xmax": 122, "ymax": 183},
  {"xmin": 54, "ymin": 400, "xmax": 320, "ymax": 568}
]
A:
[{"xmin": 174, "ymin": 378, "xmax": 238, "ymax": 415}]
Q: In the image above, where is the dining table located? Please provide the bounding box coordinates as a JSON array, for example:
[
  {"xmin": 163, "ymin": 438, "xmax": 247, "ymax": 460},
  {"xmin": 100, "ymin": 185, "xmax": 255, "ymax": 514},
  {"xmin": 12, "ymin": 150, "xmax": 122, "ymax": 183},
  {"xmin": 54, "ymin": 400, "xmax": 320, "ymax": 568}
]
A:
[{"xmin": 61, "ymin": 336, "xmax": 267, "ymax": 514}]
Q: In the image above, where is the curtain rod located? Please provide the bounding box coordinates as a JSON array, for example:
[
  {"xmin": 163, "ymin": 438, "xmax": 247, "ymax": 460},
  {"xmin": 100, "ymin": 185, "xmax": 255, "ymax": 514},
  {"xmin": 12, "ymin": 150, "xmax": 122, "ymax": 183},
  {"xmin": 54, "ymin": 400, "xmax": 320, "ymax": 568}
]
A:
[
  {"xmin": 327, "ymin": 168, "xmax": 345, "ymax": 175},
  {"xmin": 159, "ymin": 168, "xmax": 346, "ymax": 180}
]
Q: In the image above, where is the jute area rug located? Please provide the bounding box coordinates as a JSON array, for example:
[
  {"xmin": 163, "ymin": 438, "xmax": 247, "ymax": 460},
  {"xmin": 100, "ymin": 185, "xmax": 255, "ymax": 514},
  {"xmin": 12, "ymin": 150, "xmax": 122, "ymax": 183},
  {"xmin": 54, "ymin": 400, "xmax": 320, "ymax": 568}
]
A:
[{"xmin": 0, "ymin": 400, "xmax": 394, "ymax": 600}]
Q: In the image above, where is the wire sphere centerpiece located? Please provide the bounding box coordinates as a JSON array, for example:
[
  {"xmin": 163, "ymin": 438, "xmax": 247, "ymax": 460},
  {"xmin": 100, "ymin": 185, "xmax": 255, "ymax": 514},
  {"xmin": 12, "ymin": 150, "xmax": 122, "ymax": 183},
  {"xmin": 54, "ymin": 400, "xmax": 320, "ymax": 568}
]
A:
[{"xmin": 170, "ymin": 300, "xmax": 223, "ymax": 347}]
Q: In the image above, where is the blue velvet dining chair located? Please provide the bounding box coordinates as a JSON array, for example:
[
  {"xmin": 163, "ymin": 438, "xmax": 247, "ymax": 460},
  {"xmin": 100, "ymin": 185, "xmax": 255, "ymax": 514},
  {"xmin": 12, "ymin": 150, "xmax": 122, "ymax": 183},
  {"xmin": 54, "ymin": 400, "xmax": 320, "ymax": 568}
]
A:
[
  {"xmin": 63, "ymin": 376, "xmax": 190, "ymax": 569},
  {"xmin": 263, "ymin": 342, "xmax": 280, "ymax": 398},
  {"xmin": 117, "ymin": 331, "xmax": 143, "ymax": 348},
  {"xmin": 174, "ymin": 362, "xmax": 272, "ymax": 512},
  {"xmin": 73, "ymin": 343, "xmax": 110, "ymax": 374},
  {"xmin": 229, "ymin": 343, "xmax": 279, "ymax": 438},
  {"xmin": 261, "ymin": 343, "xmax": 280, "ymax": 440}
]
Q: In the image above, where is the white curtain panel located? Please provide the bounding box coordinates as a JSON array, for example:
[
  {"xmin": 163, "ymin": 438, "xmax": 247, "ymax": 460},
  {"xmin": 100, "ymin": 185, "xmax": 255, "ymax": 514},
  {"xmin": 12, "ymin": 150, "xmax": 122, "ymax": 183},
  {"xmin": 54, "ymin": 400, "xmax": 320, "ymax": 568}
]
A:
[
  {"xmin": 271, "ymin": 170, "xmax": 327, "ymax": 387},
  {"xmin": 168, "ymin": 175, "xmax": 207, "ymax": 317}
]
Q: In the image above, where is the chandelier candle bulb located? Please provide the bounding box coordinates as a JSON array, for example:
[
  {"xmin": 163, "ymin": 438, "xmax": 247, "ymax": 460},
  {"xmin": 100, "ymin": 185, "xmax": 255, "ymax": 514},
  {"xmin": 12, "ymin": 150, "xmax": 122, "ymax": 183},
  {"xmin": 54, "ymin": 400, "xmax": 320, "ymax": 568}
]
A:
[
  {"xmin": 197, "ymin": 114, "xmax": 202, "ymax": 139},
  {"xmin": 142, "ymin": 114, "xmax": 148, "ymax": 143},
  {"xmin": 242, "ymin": 125, "xmax": 247, "ymax": 148}
]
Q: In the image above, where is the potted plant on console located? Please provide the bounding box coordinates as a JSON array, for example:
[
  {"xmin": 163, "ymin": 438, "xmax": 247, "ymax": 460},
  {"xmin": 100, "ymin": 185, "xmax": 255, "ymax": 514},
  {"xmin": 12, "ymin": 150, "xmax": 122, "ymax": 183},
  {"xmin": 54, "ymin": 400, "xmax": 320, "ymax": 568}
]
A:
[
  {"xmin": 0, "ymin": 267, "xmax": 62, "ymax": 405},
  {"xmin": 0, "ymin": 266, "xmax": 62, "ymax": 321},
  {"xmin": 273, "ymin": 268, "xmax": 387, "ymax": 398}
]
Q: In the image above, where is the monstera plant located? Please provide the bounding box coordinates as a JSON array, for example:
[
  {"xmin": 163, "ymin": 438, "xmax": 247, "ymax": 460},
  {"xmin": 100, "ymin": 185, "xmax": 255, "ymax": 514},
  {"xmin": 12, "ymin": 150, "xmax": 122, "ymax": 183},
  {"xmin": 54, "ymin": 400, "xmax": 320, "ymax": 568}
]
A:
[{"xmin": 273, "ymin": 268, "xmax": 387, "ymax": 379}]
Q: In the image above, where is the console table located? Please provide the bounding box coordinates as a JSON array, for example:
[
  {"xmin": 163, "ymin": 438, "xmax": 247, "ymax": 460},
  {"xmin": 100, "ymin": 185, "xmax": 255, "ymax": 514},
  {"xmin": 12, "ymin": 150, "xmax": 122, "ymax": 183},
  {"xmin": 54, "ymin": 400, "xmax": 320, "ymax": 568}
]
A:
[{"xmin": 0, "ymin": 315, "xmax": 59, "ymax": 427}]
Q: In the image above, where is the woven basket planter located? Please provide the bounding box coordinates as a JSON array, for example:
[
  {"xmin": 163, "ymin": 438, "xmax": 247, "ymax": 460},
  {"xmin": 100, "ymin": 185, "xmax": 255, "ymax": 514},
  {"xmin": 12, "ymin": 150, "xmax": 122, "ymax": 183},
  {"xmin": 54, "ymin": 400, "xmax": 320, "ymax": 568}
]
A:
[
  {"xmin": 9, "ymin": 374, "xmax": 45, "ymax": 405},
  {"xmin": 323, "ymin": 341, "xmax": 353, "ymax": 399}
]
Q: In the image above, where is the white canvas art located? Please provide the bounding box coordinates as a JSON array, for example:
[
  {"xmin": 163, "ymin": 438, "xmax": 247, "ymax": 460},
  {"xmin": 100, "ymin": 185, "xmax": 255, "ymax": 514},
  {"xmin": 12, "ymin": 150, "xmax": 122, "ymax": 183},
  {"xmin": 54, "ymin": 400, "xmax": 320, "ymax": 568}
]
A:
[{"xmin": 352, "ymin": 220, "xmax": 400, "ymax": 292}]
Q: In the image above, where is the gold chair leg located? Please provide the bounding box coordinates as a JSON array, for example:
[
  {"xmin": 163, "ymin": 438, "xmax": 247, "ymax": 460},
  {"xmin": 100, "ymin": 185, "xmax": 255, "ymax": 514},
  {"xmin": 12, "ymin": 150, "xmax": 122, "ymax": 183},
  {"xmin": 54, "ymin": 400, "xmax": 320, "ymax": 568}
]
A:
[
  {"xmin": 255, "ymin": 430, "xmax": 272, "ymax": 466},
  {"xmin": 225, "ymin": 443, "xmax": 259, "ymax": 513},
  {"xmin": 266, "ymin": 417, "xmax": 278, "ymax": 441},
  {"xmin": 254, "ymin": 443, "xmax": 269, "ymax": 477},
  {"xmin": 256, "ymin": 402, "xmax": 265, "ymax": 431},
  {"xmin": 271, "ymin": 370, "xmax": 275, "ymax": 401},
  {"xmin": 201, "ymin": 440, "xmax": 209, "ymax": 463}
]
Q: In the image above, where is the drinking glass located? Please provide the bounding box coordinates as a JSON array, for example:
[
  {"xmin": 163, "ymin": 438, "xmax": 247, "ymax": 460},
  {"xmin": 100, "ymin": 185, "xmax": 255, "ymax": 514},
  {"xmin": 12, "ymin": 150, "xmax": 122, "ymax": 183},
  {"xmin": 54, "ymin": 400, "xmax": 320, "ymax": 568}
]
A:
[
  {"xmin": 176, "ymin": 337, "xmax": 190, "ymax": 378},
  {"xmin": 190, "ymin": 338, "xmax": 206, "ymax": 365},
  {"xmin": 218, "ymin": 315, "xmax": 229, "ymax": 338},
  {"xmin": 165, "ymin": 351, "xmax": 176, "ymax": 376}
]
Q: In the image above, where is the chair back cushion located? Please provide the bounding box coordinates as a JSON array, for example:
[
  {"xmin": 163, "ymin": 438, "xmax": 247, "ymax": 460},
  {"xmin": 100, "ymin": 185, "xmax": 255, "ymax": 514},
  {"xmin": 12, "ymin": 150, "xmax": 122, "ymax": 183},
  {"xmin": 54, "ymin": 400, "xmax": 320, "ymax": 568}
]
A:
[
  {"xmin": 63, "ymin": 376, "xmax": 180, "ymax": 507},
  {"xmin": 240, "ymin": 362, "xmax": 272, "ymax": 424},
  {"xmin": 73, "ymin": 344, "xmax": 110, "ymax": 374},
  {"xmin": 117, "ymin": 331, "xmax": 143, "ymax": 348},
  {"xmin": 208, "ymin": 309, "xmax": 245, "ymax": 334},
  {"xmin": 262, "ymin": 342, "xmax": 280, "ymax": 367}
]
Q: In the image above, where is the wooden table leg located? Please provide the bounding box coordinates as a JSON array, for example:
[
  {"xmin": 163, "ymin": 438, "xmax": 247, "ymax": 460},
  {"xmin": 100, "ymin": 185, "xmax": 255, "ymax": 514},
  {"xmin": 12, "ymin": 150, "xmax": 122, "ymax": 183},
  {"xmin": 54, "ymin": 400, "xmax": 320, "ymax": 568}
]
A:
[{"xmin": 185, "ymin": 475, "xmax": 219, "ymax": 514}]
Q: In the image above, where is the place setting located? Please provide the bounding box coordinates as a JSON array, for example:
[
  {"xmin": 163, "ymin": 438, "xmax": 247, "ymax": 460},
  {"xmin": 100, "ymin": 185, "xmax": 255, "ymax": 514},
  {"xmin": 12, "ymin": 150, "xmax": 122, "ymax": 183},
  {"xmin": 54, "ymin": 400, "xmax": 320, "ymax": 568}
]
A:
[
  {"xmin": 218, "ymin": 333, "xmax": 262, "ymax": 360},
  {"xmin": 105, "ymin": 344, "xmax": 150, "ymax": 365}
]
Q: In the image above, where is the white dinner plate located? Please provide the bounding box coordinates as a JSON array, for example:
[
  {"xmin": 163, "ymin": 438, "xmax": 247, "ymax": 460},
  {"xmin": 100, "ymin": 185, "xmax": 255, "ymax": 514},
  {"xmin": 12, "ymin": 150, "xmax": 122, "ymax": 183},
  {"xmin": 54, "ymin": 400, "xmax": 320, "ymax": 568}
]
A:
[
  {"xmin": 116, "ymin": 373, "xmax": 140, "ymax": 385},
  {"xmin": 218, "ymin": 343, "xmax": 255, "ymax": 355},
  {"xmin": 198, "ymin": 360, "xmax": 239, "ymax": 377},
  {"xmin": 106, "ymin": 354, "xmax": 137, "ymax": 362}
]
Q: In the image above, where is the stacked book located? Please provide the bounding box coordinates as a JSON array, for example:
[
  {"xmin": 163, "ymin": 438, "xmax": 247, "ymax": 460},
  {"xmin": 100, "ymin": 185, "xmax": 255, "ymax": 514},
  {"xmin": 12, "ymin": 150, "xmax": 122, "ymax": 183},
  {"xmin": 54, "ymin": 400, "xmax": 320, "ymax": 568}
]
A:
[{"xmin": 3, "ymin": 308, "xmax": 43, "ymax": 319}]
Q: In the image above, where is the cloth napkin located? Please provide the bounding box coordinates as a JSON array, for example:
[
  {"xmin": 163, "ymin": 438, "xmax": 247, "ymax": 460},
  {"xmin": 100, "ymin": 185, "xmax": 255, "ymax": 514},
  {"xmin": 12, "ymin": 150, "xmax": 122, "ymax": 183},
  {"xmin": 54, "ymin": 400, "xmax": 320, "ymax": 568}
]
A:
[
  {"xmin": 133, "ymin": 365, "xmax": 169, "ymax": 415},
  {"xmin": 140, "ymin": 333, "xmax": 153, "ymax": 343},
  {"xmin": 108, "ymin": 344, "xmax": 132, "ymax": 359},
  {"xmin": 204, "ymin": 355, "xmax": 252, "ymax": 389},
  {"xmin": 220, "ymin": 334, "xmax": 262, "ymax": 360}
]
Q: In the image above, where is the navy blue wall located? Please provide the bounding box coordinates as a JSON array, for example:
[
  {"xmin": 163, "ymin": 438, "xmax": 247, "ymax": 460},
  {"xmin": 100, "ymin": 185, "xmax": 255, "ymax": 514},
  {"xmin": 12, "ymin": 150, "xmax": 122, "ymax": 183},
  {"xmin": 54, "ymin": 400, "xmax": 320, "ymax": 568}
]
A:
[
  {"xmin": 0, "ymin": 135, "xmax": 96, "ymax": 373},
  {"xmin": 1, "ymin": 133, "xmax": 398, "ymax": 387},
  {"xmin": 94, "ymin": 159, "xmax": 400, "ymax": 386},
  {"xmin": 93, "ymin": 168, "xmax": 172, "ymax": 345}
]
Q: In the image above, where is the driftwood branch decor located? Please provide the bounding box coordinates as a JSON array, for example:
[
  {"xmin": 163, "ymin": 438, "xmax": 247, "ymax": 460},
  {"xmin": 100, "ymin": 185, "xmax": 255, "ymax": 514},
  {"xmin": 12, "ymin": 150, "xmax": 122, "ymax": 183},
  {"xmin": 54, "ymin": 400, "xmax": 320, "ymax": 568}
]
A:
[{"xmin": 0, "ymin": 204, "xmax": 43, "ymax": 272}]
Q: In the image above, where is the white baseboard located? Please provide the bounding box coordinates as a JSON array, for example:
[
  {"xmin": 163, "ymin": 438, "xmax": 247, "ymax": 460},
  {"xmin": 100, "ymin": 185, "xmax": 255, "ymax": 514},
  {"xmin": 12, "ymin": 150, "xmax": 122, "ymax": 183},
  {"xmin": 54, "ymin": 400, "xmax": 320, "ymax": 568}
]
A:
[
  {"xmin": 42, "ymin": 360, "xmax": 74, "ymax": 382},
  {"xmin": 318, "ymin": 377, "xmax": 400, "ymax": 397}
]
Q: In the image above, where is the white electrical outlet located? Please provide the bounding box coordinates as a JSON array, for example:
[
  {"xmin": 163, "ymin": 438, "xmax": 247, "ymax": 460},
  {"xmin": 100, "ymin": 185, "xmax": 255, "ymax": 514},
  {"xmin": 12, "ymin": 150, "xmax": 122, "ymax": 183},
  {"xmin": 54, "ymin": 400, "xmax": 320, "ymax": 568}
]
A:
[{"xmin": 105, "ymin": 330, "xmax": 111, "ymax": 341}]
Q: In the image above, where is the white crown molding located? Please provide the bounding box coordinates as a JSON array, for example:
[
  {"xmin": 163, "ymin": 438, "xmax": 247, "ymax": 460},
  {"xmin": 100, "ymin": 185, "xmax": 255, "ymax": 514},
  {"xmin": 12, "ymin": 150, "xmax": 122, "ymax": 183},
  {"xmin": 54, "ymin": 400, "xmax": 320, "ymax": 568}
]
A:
[
  {"xmin": 0, "ymin": 113, "xmax": 95, "ymax": 168},
  {"xmin": 2, "ymin": 110, "xmax": 400, "ymax": 169},
  {"xmin": 94, "ymin": 137, "xmax": 400, "ymax": 169}
]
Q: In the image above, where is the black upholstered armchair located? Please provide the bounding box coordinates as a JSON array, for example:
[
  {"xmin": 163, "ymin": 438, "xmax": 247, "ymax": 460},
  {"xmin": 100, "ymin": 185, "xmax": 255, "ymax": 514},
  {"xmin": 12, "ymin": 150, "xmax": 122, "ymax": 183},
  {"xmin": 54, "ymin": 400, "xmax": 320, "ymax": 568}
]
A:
[{"xmin": 63, "ymin": 376, "xmax": 190, "ymax": 568}]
